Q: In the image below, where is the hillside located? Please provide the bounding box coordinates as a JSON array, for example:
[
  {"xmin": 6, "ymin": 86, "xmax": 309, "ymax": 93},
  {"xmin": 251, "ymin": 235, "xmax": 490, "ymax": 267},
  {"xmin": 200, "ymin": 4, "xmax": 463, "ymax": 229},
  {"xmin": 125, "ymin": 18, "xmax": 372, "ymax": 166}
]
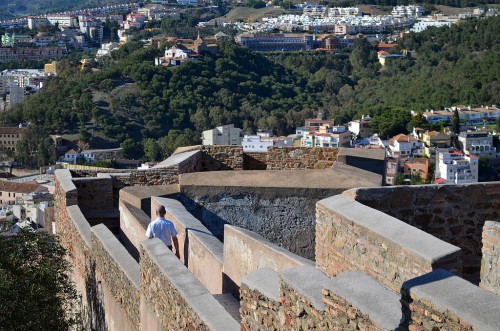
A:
[
  {"xmin": 216, "ymin": 7, "xmax": 287, "ymax": 23},
  {"xmin": 1, "ymin": 16, "xmax": 499, "ymax": 162}
]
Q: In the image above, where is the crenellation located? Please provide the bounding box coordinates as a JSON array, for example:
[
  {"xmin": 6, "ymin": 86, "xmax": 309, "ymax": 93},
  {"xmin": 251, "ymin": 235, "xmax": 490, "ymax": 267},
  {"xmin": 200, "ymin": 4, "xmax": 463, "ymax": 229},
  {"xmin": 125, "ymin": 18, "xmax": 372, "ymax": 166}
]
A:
[{"xmin": 53, "ymin": 151, "xmax": 500, "ymax": 331}]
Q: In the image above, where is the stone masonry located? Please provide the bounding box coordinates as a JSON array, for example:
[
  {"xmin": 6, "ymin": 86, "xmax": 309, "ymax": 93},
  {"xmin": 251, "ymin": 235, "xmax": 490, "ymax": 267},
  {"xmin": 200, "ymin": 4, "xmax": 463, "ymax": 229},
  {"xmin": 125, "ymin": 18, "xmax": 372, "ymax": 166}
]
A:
[
  {"xmin": 480, "ymin": 221, "xmax": 500, "ymax": 295},
  {"xmin": 349, "ymin": 183, "xmax": 500, "ymax": 283},
  {"xmin": 266, "ymin": 147, "xmax": 339, "ymax": 170}
]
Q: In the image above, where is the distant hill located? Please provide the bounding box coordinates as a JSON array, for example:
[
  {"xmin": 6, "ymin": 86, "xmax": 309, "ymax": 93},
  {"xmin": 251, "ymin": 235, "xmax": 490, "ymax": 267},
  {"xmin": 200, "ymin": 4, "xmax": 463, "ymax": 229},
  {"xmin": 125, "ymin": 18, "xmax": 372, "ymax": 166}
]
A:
[{"xmin": 0, "ymin": 0, "xmax": 127, "ymax": 20}]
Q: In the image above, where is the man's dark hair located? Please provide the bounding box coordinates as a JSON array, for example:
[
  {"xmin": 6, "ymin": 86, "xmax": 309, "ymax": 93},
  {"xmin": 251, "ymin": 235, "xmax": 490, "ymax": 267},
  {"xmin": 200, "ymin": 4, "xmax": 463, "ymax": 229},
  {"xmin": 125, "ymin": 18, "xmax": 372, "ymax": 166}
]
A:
[{"xmin": 156, "ymin": 204, "xmax": 166, "ymax": 216}]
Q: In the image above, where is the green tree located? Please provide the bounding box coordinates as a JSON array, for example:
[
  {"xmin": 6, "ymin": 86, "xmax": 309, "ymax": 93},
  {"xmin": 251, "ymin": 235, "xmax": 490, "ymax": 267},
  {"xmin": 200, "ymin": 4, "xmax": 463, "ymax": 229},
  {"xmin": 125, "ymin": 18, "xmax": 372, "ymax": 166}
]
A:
[
  {"xmin": 143, "ymin": 138, "xmax": 161, "ymax": 162},
  {"xmin": 452, "ymin": 108, "xmax": 460, "ymax": 134},
  {"xmin": 16, "ymin": 125, "xmax": 56, "ymax": 169},
  {"xmin": 120, "ymin": 138, "xmax": 143, "ymax": 159},
  {"xmin": 0, "ymin": 231, "xmax": 80, "ymax": 330}
]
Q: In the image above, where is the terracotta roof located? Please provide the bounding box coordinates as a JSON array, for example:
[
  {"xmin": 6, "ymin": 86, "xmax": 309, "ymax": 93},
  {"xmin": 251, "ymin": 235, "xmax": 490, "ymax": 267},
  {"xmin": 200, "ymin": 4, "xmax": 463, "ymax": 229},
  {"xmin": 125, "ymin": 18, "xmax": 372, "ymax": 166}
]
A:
[
  {"xmin": 378, "ymin": 43, "xmax": 397, "ymax": 48},
  {"xmin": 0, "ymin": 127, "xmax": 25, "ymax": 134},
  {"xmin": 392, "ymin": 134, "xmax": 418, "ymax": 142},
  {"xmin": 434, "ymin": 178, "xmax": 447, "ymax": 184},
  {"xmin": 0, "ymin": 181, "xmax": 44, "ymax": 194}
]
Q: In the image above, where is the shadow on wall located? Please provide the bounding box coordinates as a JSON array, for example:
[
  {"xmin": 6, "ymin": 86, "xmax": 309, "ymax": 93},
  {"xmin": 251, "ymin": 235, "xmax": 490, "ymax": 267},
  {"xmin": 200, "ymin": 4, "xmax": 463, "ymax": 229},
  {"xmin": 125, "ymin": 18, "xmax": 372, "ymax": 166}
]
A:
[
  {"xmin": 85, "ymin": 262, "xmax": 107, "ymax": 331},
  {"xmin": 201, "ymin": 153, "xmax": 234, "ymax": 172},
  {"xmin": 179, "ymin": 195, "xmax": 228, "ymax": 241}
]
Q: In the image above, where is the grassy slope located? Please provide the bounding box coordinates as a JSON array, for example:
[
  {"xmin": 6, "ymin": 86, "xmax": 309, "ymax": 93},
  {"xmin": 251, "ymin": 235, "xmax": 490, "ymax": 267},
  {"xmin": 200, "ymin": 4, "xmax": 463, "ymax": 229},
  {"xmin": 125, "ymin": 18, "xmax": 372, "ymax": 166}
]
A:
[{"xmin": 216, "ymin": 6, "xmax": 286, "ymax": 23}]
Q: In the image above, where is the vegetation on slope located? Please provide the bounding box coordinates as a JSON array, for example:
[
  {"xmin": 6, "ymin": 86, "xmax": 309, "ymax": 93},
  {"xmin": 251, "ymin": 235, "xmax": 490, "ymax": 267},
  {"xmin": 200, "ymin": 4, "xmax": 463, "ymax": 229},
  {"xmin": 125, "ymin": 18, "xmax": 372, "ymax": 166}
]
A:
[{"xmin": 1, "ymin": 16, "xmax": 499, "ymax": 163}]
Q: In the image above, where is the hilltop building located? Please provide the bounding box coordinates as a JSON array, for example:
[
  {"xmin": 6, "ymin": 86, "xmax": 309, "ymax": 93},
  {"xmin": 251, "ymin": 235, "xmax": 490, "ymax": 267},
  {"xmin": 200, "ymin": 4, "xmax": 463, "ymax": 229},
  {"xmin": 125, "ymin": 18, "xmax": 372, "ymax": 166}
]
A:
[
  {"xmin": 242, "ymin": 131, "xmax": 293, "ymax": 152},
  {"xmin": 156, "ymin": 35, "xmax": 218, "ymax": 66},
  {"xmin": 348, "ymin": 115, "xmax": 371, "ymax": 139},
  {"xmin": 202, "ymin": 124, "xmax": 243, "ymax": 146},
  {"xmin": 458, "ymin": 131, "xmax": 497, "ymax": 158},
  {"xmin": 435, "ymin": 149, "xmax": 478, "ymax": 184},
  {"xmin": 0, "ymin": 126, "xmax": 26, "ymax": 151},
  {"xmin": 236, "ymin": 33, "xmax": 314, "ymax": 52}
]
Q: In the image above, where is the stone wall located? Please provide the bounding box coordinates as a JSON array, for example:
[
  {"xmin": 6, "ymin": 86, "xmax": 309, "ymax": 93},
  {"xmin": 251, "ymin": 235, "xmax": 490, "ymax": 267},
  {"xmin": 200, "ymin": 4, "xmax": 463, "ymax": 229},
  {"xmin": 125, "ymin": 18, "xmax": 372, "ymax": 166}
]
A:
[
  {"xmin": 240, "ymin": 267, "xmax": 403, "ymax": 330},
  {"xmin": 223, "ymin": 225, "xmax": 313, "ymax": 295},
  {"xmin": 140, "ymin": 239, "xmax": 239, "ymax": 331},
  {"xmin": 243, "ymin": 152, "xmax": 267, "ymax": 170},
  {"xmin": 73, "ymin": 177, "xmax": 114, "ymax": 212},
  {"xmin": 401, "ymin": 269, "xmax": 500, "ymax": 330},
  {"xmin": 201, "ymin": 145, "xmax": 243, "ymax": 170},
  {"xmin": 480, "ymin": 221, "xmax": 500, "ymax": 295},
  {"xmin": 266, "ymin": 147, "xmax": 339, "ymax": 170},
  {"xmin": 316, "ymin": 194, "xmax": 462, "ymax": 292},
  {"xmin": 92, "ymin": 224, "xmax": 140, "ymax": 331},
  {"xmin": 70, "ymin": 168, "xmax": 180, "ymax": 186},
  {"xmin": 349, "ymin": 182, "xmax": 500, "ymax": 283},
  {"xmin": 181, "ymin": 186, "xmax": 347, "ymax": 260}
]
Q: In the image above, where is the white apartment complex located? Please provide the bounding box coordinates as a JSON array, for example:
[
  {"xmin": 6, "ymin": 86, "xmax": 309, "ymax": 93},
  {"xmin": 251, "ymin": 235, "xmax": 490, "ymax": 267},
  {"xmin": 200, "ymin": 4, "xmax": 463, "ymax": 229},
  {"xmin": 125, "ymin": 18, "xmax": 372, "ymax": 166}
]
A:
[
  {"xmin": 458, "ymin": 131, "xmax": 497, "ymax": 158},
  {"xmin": 435, "ymin": 149, "xmax": 478, "ymax": 184},
  {"xmin": 202, "ymin": 124, "xmax": 243, "ymax": 146},
  {"xmin": 391, "ymin": 5, "xmax": 425, "ymax": 18},
  {"xmin": 47, "ymin": 14, "xmax": 78, "ymax": 28},
  {"xmin": 242, "ymin": 133, "xmax": 293, "ymax": 152}
]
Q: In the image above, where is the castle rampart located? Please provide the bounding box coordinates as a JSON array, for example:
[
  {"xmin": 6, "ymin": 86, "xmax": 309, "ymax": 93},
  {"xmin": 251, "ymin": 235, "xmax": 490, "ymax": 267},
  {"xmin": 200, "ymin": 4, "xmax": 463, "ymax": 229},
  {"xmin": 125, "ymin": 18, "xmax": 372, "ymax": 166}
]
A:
[{"xmin": 53, "ymin": 149, "xmax": 500, "ymax": 331}]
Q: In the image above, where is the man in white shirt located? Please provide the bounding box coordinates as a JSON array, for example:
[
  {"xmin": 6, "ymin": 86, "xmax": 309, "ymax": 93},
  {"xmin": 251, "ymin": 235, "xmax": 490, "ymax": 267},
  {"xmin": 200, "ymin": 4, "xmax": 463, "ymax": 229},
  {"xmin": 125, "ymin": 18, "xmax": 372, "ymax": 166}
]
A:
[{"xmin": 146, "ymin": 204, "xmax": 180, "ymax": 258}]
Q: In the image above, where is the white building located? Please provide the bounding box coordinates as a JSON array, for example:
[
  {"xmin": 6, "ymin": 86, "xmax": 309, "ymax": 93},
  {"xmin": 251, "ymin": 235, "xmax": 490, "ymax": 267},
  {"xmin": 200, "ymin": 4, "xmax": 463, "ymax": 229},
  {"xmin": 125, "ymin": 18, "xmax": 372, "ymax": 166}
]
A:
[
  {"xmin": 242, "ymin": 133, "xmax": 293, "ymax": 152},
  {"xmin": 458, "ymin": 131, "xmax": 497, "ymax": 158},
  {"xmin": 348, "ymin": 115, "xmax": 371, "ymax": 139},
  {"xmin": 47, "ymin": 14, "xmax": 78, "ymax": 29},
  {"xmin": 391, "ymin": 5, "xmax": 425, "ymax": 18},
  {"xmin": 202, "ymin": 124, "xmax": 243, "ymax": 146},
  {"xmin": 96, "ymin": 42, "xmax": 119, "ymax": 58},
  {"xmin": 411, "ymin": 20, "xmax": 452, "ymax": 32},
  {"xmin": 63, "ymin": 149, "xmax": 95, "ymax": 164},
  {"xmin": 27, "ymin": 16, "xmax": 50, "ymax": 29},
  {"xmin": 435, "ymin": 149, "xmax": 478, "ymax": 184},
  {"xmin": 327, "ymin": 7, "xmax": 361, "ymax": 18},
  {"xmin": 177, "ymin": 0, "xmax": 199, "ymax": 5},
  {"xmin": 79, "ymin": 19, "xmax": 104, "ymax": 42},
  {"xmin": 6, "ymin": 82, "xmax": 24, "ymax": 110},
  {"xmin": 388, "ymin": 133, "xmax": 424, "ymax": 158},
  {"xmin": 301, "ymin": 126, "xmax": 351, "ymax": 148}
]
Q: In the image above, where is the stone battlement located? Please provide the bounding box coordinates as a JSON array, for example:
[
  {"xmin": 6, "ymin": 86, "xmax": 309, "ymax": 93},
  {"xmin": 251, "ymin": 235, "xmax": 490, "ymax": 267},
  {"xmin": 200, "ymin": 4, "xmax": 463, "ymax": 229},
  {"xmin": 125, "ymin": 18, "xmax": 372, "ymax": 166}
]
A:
[{"xmin": 53, "ymin": 146, "xmax": 500, "ymax": 330}]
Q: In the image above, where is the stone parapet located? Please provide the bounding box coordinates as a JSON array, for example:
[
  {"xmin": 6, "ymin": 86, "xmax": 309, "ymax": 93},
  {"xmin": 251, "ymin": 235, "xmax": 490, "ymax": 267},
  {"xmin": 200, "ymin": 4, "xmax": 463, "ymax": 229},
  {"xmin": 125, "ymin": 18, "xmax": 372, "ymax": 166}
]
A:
[
  {"xmin": 201, "ymin": 145, "xmax": 244, "ymax": 170},
  {"xmin": 152, "ymin": 197, "xmax": 224, "ymax": 294},
  {"xmin": 480, "ymin": 221, "xmax": 500, "ymax": 295},
  {"xmin": 65, "ymin": 205, "xmax": 92, "ymax": 276},
  {"xmin": 401, "ymin": 269, "xmax": 500, "ymax": 331},
  {"xmin": 266, "ymin": 147, "xmax": 339, "ymax": 170},
  {"xmin": 223, "ymin": 225, "xmax": 314, "ymax": 293},
  {"xmin": 240, "ymin": 267, "xmax": 403, "ymax": 330},
  {"xmin": 140, "ymin": 239, "xmax": 239, "ymax": 330},
  {"xmin": 73, "ymin": 177, "xmax": 114, "ymax": 212},
  {"xmin": 348, "ymin": 182, "xmax": 500, "ymax": 283},
  {"xmin": 92, "ymin": 224, "xmax": 140, "ymax": 330},
  {"xmin": 316, "ymin": 194, "xmax": 462, "ymax": 292}
]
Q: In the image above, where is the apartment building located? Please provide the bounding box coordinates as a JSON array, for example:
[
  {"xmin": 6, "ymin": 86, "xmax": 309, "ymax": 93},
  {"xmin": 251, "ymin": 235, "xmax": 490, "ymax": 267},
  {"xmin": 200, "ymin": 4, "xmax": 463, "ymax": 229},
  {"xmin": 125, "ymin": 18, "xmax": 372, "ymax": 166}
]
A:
[
  {"xmin": 47, "ymin": 14, "xmax": 78, "ymax": 28},
  {"xmin": 242, "ymin": 133, "xmax": 293, "ymax": 153},
  {"xmin": 236, "ymin": 34, "xmax": 314, "ymax": 52},
  {"xmin": 0, "ymin": 181, "xmax": 48, "ymax": 206},
  {"xmin": 458, "ymin": 131, "xmax": 497, "ymax": 158},
  {"xmin": 301, "ymin": 126, "xmax": 351, "ymax": 148},
  {"xmin": 0, "ymin": 47, "xmax": 65, "ymax": 63},
  {"xmin": 435, "ymin": 149, "xmax": 478, "ymax": 184},
  {"xmin": 0, "ymin": 126, "xmax": 26, "ymax": 151},
  {"xmin": 202, "ymin": 124, "xmax": 243, "ymax": 146},
  {"xmin": 27, "ymin": 16, "xmax": 50, "ymax": 29},
  {"xmin": 348, "ymin": 115, "xmax": 371, "ymax": 139},
  {"xmin": 420, "ymin": 130, "xmax": 451, "ymax": 158},
  {"xmin": 391, "ymin": 5, "xmax": 425, "ymax": 18}
]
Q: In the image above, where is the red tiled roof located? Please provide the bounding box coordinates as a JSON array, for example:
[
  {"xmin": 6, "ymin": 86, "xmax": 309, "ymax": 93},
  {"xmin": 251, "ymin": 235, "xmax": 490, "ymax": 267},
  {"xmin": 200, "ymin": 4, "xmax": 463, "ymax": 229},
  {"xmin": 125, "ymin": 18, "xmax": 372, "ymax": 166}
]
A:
[
  {"xmin": 434, "ymin": 178, "xmax": 446, "ymax": 184},
  {"xmin": 0, "ymin": 127, "xmax": 25, "ymax": 134},
  {"xmin": 0, "ymin": 181, "xmax": 44, "ymax": 194}
]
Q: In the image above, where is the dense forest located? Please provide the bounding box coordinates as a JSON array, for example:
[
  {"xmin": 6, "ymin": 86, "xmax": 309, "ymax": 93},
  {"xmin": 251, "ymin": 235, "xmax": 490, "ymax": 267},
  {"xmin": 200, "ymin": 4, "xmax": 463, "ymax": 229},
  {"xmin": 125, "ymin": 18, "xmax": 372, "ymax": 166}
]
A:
[{"xmin": 2, "ymin": 16, "xmax": 499, "ymax": 162}]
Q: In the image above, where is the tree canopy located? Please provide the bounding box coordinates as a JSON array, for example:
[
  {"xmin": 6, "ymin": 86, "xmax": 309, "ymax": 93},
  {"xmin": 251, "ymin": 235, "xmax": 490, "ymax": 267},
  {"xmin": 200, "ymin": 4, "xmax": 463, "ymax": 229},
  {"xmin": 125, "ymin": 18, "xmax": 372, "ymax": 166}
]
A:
[{"xmin": 0, "ymin": 231, "xmax": 80, "ymax": 330}]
